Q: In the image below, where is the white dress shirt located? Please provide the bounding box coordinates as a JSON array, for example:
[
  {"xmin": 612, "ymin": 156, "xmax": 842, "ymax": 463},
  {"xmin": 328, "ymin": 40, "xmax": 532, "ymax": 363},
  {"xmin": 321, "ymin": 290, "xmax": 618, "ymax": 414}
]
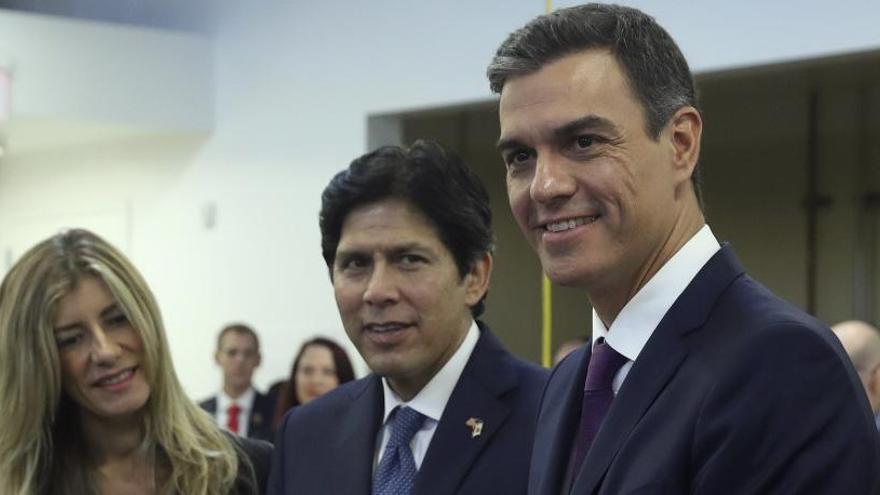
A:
[
  {"xmin": 593, "ymin": 224, "xmax": 721, "ymax": 394},
  {"xmin": 216, "ymin": 386, "xmax": 256, "ymax": 437},
  {"xmin": 374, "ymin": 320, "xmax": 480, "ymax": 470}
]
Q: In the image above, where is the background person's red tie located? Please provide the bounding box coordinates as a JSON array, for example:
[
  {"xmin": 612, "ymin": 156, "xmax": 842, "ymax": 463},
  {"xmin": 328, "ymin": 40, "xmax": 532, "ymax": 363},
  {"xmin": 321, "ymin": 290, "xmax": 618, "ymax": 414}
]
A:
[{"xmin": 227, "ymin": 403, "xmax": 241, "ymax": 434}]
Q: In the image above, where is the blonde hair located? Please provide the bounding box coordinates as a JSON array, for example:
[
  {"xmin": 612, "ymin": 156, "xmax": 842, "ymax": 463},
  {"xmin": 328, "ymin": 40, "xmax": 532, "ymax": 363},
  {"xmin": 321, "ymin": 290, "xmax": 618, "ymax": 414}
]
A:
[{"xmin": 0, "ymin": 229, "xmax": 251, "ymax": 494}]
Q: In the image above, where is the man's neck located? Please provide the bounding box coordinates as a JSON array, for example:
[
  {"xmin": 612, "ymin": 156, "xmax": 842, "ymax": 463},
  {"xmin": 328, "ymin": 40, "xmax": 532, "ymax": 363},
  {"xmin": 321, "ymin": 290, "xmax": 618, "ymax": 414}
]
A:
[
  {"xmin": 224, "ymin": 383, "xmax": 250, "ymax": 400},
  {"xmin": 386, "ymin": 317, "xmax": 473, "ymax": 402},
  {"xmin": 592, "ymin": 212, "xmax": 705, "ymax": 327}
]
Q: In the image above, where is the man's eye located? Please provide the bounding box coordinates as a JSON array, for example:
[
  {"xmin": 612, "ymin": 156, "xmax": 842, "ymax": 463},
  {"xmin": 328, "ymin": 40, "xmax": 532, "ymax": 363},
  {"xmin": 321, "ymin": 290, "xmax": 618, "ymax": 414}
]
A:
[
  {"xmin": 506, "ymin": 150, "xmax": 533, "ymax": 167},
  {"xmin": 339, "ymin": 257, "xmax": 368, "ymax": 272},
  {"xmin": 575, "ymin": 135, "xmax": 595, "ymax": 149},
  {"xmin": 400, "ymin": 254, "xmax": 426, "ymax": 266}
]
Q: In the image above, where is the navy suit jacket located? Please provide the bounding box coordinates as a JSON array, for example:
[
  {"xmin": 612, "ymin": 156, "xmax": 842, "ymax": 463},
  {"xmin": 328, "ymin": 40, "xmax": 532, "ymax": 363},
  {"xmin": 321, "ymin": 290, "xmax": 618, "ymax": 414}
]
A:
[
  {"xmin": 199, "ymin": 389, "xmax": 276, "ymax": 444},
  {"xmin": 529, "ymin": 246, "xmax": 880, "ymax": 494},
  {"xmin": 269, "ymin": 324, "xmax": 548, "ymax": 495}
]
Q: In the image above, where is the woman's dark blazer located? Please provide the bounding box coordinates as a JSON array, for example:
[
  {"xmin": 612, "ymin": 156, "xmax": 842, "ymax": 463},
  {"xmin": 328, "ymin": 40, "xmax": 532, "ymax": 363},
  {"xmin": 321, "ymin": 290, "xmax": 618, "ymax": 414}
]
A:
[{"xmin": 232, "ymin": 435, "xmax": 273, "ymax": 494}]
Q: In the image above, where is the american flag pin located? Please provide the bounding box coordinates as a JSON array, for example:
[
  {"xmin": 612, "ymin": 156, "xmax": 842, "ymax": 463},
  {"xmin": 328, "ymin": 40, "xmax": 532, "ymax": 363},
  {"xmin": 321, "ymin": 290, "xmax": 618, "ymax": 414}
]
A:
[{"xmin": 466, "ymin": 417, "xmax": 484, "ymax": 438}]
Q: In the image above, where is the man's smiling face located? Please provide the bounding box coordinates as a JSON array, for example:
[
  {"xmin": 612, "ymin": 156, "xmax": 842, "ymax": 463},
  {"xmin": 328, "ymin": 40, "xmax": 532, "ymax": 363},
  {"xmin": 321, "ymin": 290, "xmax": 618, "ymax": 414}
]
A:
[
  {"xmin": 332, "ymin": 198, "xmax": 488, "ymax": 399},
  {"xmin": 498, "ymin": 48, "xmax": 682, "ymax": 298}
]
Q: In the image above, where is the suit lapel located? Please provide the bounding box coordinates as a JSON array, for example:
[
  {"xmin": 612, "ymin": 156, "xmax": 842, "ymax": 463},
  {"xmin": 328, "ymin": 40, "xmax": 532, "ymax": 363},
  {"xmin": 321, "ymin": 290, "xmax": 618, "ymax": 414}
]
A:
[
  {"xmin": 413, "ymin": 327, "xmax": 517, "ymax": 495},
  {"xmin": 571, "ymin": 327, "xmax": 688, "ymax": 494},
  {"xmin": 530, "ymin": 344, "xmax": 591, "ymax": 495},
  {"xmin": 327, "ymin": 376, "xmax": 384, "ymax": 494},
  {"xmin": 248, "ymin": 392, "xmax": 270, "ymax": 440},
  {"xmin": 571, "ymin": 246, "xmax": 746, "ymax": 494},
  {"xmin": 201, "ymin": 397, "xmax": 218, "ymax": 415}
]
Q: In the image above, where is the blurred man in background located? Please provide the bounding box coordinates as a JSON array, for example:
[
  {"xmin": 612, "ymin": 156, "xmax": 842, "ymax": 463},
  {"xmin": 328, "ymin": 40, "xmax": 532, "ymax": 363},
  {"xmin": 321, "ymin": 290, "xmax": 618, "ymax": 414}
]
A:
[
  {"xmin": 200, "ymin": 323, "xmax": 275, "ymax": 443},
  {"xmin": 833, "ymin": 320, "xmax": 880, "ymax": 422}
]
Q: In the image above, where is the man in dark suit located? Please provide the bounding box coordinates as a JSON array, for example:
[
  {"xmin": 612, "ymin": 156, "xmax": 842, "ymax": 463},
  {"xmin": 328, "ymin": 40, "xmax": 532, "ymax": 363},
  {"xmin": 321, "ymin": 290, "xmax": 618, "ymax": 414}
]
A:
[
  {"xmin": 487, "ymin": 4, "xmax": 880, "ymax": 493},
  {"xmin": 268, "ymin": 141, "xmax": 548, "ymax": 495},
  {"xmin": 199, "ymin": 323, "xmax": 275, "ymax": 443}
]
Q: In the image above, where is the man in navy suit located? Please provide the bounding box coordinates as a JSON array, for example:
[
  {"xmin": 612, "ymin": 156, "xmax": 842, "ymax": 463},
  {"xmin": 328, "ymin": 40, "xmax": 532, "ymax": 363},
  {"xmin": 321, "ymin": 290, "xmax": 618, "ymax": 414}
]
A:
[
  {"xmin": 268, "ymin": 140, "xmax": 548, "ymax": 495},
  {"xmin": 488, "ymin": 4, "xmax": 880, "ymax": 493},
  {"xmin": 199, "ymin": 323, "xmax": 276, "ymax": 443}
]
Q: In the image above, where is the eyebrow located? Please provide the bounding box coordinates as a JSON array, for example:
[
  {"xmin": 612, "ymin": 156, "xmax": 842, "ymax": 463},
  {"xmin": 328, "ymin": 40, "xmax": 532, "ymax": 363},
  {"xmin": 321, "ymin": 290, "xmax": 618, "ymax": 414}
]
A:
[
  {"xmin": 387, "ymin": 243, "xmax": 431, "ymax": 256},
  {"xmin": 495, "ymin": 136, "xmax": 526, "ymax": 154},
  {"xmin": 54, "ymin": 303, "xmax": 121, "ymax": 333},
  {"xmin": 335, "ymin": 242, "xmax": 432, "ymax": 262},
  {"xmin": 554, "ymin": 114, "xmax": 619, "ymax": 139},
  {"xmin": 496, "ymin": 114, "xmax": 620, "ymax": 152}
]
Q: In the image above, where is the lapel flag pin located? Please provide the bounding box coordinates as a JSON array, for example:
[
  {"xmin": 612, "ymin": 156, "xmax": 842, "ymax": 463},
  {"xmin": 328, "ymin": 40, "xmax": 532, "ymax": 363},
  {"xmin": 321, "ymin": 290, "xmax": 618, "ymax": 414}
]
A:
[{"xmin": 466, "ymin": 417, "xmax": 484, "ymax": 438}]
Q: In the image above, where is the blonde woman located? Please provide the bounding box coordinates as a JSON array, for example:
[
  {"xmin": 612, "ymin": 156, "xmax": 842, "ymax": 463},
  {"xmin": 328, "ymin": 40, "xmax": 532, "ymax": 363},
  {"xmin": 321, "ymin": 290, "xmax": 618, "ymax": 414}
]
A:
[{"xmin": 0, "ymin": 229, "xmax": 271, "ymax": 494}]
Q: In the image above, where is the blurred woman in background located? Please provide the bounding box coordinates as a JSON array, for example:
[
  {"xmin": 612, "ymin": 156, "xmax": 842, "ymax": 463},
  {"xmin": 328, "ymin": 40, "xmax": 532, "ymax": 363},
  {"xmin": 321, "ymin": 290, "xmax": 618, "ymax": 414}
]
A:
[
  {"xmin": 0, "ymin": 229, "xmax": 271, "ymax": 494},
  {"xmin": 272, "ymin": 337, "xmax": 355, "ymax": 429}
]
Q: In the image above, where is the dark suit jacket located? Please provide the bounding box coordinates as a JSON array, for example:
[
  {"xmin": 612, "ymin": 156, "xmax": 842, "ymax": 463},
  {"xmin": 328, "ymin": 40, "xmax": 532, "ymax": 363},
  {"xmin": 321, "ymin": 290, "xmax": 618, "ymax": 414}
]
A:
[
  {"xmin": 200, "ymin": 389, "xmax": 276, "ymax": 443},
  {"xmin": 231, "ymin": 435, "xmax": 274, "ymax": 494},
  {"xmin": 268, "ymin": 323, "xmax": 548, "ymax": 495},
  {"xmin": 529, "ymin": 246, "xmax": 880, "ymax": 494}
]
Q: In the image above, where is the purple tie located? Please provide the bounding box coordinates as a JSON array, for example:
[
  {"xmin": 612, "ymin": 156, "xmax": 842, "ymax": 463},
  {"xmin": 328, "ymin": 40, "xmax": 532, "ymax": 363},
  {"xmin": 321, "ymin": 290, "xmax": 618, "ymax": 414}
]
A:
[{"xmin": 569, "ymin": 338, "xmax": 628, "ymax": 476}]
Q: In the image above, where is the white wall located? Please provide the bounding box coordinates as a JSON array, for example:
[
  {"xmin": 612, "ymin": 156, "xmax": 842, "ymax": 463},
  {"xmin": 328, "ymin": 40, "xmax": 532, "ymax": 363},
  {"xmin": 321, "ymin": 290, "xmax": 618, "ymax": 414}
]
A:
[
  {"xmin": 0, "ymin": 0, "xmax": 878, "ymax": 399},
  {"xmin": 0, "ymin": 9, "xmax": 212, "ymax": 131}
]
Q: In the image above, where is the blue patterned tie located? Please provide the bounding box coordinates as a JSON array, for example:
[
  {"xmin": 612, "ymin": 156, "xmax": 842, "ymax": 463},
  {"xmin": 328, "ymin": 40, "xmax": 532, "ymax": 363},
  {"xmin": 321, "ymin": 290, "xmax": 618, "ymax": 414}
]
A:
[{"xmin": 373, "ymin": 406, "xmax": 427, "ymax": 495}]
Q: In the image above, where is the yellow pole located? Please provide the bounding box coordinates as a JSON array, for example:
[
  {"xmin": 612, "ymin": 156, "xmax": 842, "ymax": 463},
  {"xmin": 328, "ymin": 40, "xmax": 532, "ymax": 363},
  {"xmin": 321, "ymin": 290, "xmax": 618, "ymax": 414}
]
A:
[
  {"xmin": 541, "ymin": 0, "xmax": 554, "ymax": 369},
  {"xmin": 542, "ymin": 275, "xmax": 552, "ymax": 367}
]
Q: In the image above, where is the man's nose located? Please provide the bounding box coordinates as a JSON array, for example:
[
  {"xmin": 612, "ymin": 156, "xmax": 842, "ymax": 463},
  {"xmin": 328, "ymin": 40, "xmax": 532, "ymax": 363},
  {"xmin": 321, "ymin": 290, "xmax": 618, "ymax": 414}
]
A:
[
  {"xmin": 363, "ymin": 263, "xmax": 399, "ymax": 307},
  {"xmin": 530, "ymin": 154, "xmax": 576, "ymax": 205},
  {"xmin": 230, "ymin": 350, "xmax": 252, "ymax": 362}
]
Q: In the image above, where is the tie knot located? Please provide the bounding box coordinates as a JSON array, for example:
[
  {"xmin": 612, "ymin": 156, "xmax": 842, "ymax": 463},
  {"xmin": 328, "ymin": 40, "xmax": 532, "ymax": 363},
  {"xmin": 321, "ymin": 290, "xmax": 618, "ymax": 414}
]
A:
[
  {"xmin": 584, "ymin": 339, "xmax": 628, "ymax": 392},
  {"xmin": 388, "ymin": 406, "xmax": 425, "ymax": 448},
  {"xmin": 228, "ymin": 403, "xmax": 241, "ymax": 415}
]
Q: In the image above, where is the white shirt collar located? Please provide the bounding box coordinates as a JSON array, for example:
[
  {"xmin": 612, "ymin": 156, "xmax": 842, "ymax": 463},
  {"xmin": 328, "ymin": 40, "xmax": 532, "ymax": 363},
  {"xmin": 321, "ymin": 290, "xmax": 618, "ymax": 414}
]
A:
[
  {"xmin": 593, "ymin": 224, "xmax": 721, "ymax": 361},
  {"xmin": 381, "ymin": 320, "xmax": 480, "ymax": 423},
  {"xmin": 218, "ymin": 386, "xmax": 256, "ymax": 412}
]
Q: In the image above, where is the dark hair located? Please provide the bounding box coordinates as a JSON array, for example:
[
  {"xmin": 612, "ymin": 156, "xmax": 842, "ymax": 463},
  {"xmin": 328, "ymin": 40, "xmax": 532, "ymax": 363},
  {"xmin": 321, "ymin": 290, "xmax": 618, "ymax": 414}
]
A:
[
  {"xmin": 487, "ymin": 3, "xmax": 702, "ymax": 206},
  {"xmin": 272, "ymin": 337, "xmax": 356, "ymax": 428},
  {"xmin": 319, "ymin": 139, "xmax": 494, "ymax": 316},
  {"xmin": 217, "ymin": 323, "xmax": 260, "ymax": 352}
]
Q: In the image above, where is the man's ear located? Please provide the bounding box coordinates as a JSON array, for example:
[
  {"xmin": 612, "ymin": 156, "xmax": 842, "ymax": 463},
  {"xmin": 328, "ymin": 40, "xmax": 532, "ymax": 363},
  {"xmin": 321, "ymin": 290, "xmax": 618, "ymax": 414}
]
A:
[
  {"xmin": 667, "ymin": 105, "xmax": 702, "ymax": 185},
  {"xmin": 214, "ymin": 350, "xmax": 222, "ymax": 365},
  {"xmin": 464, "ymin": 252, "xmax": 493, "ymax": 307}
]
